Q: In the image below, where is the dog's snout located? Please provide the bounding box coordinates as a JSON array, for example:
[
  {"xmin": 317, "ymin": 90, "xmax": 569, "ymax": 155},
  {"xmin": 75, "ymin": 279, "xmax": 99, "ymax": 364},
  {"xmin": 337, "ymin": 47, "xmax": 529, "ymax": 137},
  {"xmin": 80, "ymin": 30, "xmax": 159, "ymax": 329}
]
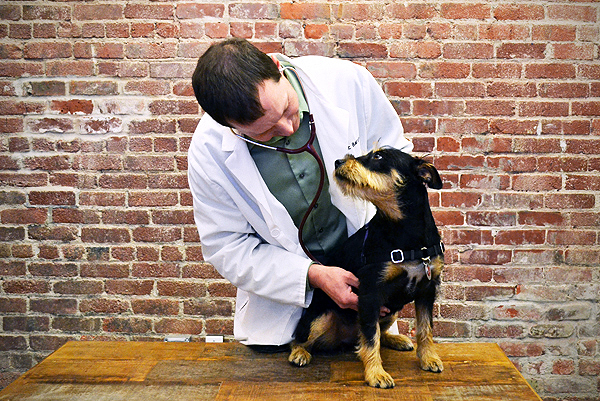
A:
[{"xmin": 335, "ymin": 159, "xmax": 344, "ymax": 169}]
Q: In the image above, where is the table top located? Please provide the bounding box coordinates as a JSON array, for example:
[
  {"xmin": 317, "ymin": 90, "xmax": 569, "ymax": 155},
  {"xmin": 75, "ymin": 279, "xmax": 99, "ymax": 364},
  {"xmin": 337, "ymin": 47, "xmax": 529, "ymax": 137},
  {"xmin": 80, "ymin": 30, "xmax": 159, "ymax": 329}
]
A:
[{"xmin": 0, "ymin": 341, "xmax": 541, "ymax": 401}]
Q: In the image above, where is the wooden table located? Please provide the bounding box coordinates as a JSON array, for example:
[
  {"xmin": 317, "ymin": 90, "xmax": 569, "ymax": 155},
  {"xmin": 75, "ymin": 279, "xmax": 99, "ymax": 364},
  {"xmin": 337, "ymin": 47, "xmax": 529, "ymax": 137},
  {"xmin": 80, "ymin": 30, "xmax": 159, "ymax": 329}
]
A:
[{"xmin": 0, "ymin": 341, "xmax": 541, "ymax": 400}]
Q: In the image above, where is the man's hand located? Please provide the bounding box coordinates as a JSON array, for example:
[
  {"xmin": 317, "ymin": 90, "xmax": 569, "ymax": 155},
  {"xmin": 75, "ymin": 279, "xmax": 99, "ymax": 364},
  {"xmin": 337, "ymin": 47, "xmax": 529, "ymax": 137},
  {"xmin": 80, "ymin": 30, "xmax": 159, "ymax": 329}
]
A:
[
  {"xmin": 308, "ymin": 264, "xmax": 359, "ymax": 310},
  {"xmin": 307, "ymin": 264, "xmax": 392, "ymax": 316}
]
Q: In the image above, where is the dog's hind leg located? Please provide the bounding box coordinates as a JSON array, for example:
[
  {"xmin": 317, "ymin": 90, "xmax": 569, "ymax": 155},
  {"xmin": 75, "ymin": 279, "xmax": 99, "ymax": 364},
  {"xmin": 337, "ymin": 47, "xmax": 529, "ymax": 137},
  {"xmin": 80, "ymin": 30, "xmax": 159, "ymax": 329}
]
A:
[
  {"xmin": 415, "ymin": 297, "xmax": 443, "ymax": 373},
  {"xmin": 289, "ymin": 312, "xmax": 337, "ymax": 367},
  {"xmin": 379, "ymin": 313, "xmax": 414, "ymax": 351}
]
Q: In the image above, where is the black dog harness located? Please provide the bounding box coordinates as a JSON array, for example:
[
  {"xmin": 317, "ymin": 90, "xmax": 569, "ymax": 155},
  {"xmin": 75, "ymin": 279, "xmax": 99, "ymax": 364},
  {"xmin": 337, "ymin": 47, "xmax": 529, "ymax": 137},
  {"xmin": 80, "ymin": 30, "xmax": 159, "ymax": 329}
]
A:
[{"xmin": 360, "ymin": 223, "xmax": 445, "ymax": 280}]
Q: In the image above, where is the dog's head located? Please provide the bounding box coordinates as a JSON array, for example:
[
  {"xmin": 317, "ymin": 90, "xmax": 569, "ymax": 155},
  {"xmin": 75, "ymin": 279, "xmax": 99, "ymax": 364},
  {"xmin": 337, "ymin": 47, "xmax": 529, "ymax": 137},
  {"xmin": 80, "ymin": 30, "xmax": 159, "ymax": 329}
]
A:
[{"xmin": 334, "ymin": 148, "xmax": 442, "ymax": 220}]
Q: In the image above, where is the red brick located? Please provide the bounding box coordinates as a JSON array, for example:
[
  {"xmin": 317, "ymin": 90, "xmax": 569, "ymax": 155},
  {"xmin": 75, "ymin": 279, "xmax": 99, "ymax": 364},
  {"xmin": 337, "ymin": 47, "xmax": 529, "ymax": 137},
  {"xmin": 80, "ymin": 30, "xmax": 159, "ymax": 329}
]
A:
[
  {"xmin": 459, "ymin": 249, "xmax": 512, "ymax": 265},
  {"xmin": 132, "ymin": 298, "xmax": 179, "ymax": 315},
  {"xmin": 436, "ymin": 82, "xmax": 485, "ymax": 98},
  {"xmin": 106, "ymin": 279, "xmax": 153, "ymax": 295},
  {"xmin": 124, "ymin": 4, "xmax": 173, "ymax": 20},
  {"xmin": 338, "ymin": 42, "xmax": 388, "ymax": 59},
  {"xmin": 440, "ymin": 3, "xmax": 490, "ymax": 19},
  {"xmin": 518, "ymin": 211, "xmax": 565, "ymax": 227},
  {"xmin": 176, "ymin": 3, "xmax": 224, "ymax": 19},
  {"xmin": 513, "ymin": 175, "xmax": 562, "ymax": 191},
  {"xmin": 157, "ymin": 281, "xmax": 206, "ymax": 297},
  {"xmin": 441, "ymin": 192, "xmax": 483, "ymax": 208},
  {"xmin": 390, "ymin": 42, "xmax": 441, "ymax": 59},
  {"xmin": 3, "ymin": 279, "xmax": 50, "ymax": 294},
  {"xmin": 545, "ymin": 194, "xmax": 595, "ymax": 209},
  {"xmin": 280, "ymin": 3, "xmax": 330, "ymax": 19},
  {"xmin": 128, "ymin": 191, "xmax": 178, "ymax": 207},
  {"xmin": 80, "ymin": 192, "xmax": 126, "ymax": 207},
  {"xmin": 155, "ymin": 318, "xmax": 203, "ymax": 334},
  {"xmin": 81, "ymin": 228, "xmax": 130, "ymax": 243},
  {"xmin": 413, "ymin": 100, "xmax": 463, "ymax": 116},
  {"xmin": 443, "ymin": 43, "xmax": 493, "ymax": 59},
  {"xmin": 132, "ymin": 262, "xmax": 180, "ymax": 278},
  {"xmin": 29, "ymin": 191, "xmax": 74, "ymax": 206},
  {"xmin": 495, "ymin": 230, "xmax": 546, "ymax": 245},
  {"xmin": 30, "ymin": 298, "xmax": 77, "ymax": 315},
  {"xmin": 24, "ymin": 42, "xmax": 72, "ymax": 59},
  {"xmin": 548, "ymin": 5, "xmax": 597, "ymax": 22},
  {"xmin": 465, "ymin": 100, "xmax": 515, "ymax": 116},
  {"xmin": 547, "ymin": 230, "xmax": 596, "ymax": 246},
  {"xmin": 103, "ymin": 317, "xmax": 152, "ymax": 333},
  {"xmin": 54, "ymin": 280, "xmax": 103, "ymax": 295},
  {"xmin": 0, "ymin": 336, "xmax": 28, "ymax": 351},
  {"xmin": 466, "ymin": 211, "xmax": 516, "ymax": 226},
  {"xmin": 205, "ymin": 318, "xmax": 234, "ymax": 336},
  {"xmin": 525, "ymin": 63, "xmax": 576, "ymax": 79},
  {"xmin": 80, "ymin": 298, "xmax": 130, "ymax": 314},
  {"xmin": 0, "ymin": 208, "xmax": 47, "ymax": 224},
  {"xmin": 384, "ymin": 82, "xmax": 432, "ymax": 98},
  {"xmin": 74, "ymin": 4, "xmax": 123, "ymax": 20},
  {"xmin": 494, "ymin": 4, "xmax": 544, "ymax": 20},
  {"xmin": 229, "ymin": 3, "xmax": 278, "ymax": 19}
]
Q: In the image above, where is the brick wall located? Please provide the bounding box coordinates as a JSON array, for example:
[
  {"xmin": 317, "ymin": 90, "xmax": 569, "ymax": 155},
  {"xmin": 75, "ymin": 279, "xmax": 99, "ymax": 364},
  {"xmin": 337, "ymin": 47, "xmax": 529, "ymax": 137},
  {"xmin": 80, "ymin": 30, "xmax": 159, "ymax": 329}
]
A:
[{"xmin": 0, "ymin": 1, "xmax": 598, "ymax": 399}]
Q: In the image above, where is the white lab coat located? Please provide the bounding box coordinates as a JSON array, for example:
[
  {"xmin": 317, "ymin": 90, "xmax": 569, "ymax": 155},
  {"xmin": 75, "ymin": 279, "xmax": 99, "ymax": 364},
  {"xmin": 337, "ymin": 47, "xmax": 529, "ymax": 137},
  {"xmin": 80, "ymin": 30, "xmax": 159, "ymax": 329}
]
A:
[{"xmin": 187, "ymin": 55, "xmax": 413, "ymax": 345}]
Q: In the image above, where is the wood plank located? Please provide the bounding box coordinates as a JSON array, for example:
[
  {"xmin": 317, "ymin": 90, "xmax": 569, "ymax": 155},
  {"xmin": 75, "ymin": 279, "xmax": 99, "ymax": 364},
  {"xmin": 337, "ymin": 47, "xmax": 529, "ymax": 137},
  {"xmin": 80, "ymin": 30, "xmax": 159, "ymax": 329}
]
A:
[
  {"xmin": 0, "ymin": 383, "xmax": 218, "ymax": 401},
  {"xmin": 145, "ymin": 357, "xmax": 332, "ymax": 385},
  {"xmin": 45, "ymin": 341, "xmax": 206, "ymax": 361},
  {"xmin": 215, "ymin": 381, "xmax": 433, "ymax": 401}
]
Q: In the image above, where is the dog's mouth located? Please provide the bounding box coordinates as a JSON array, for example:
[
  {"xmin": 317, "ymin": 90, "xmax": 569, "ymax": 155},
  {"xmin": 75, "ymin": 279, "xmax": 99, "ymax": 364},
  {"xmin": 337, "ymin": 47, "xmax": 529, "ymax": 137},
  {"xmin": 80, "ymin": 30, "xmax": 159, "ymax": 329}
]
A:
[{"xmin": 334, "ymin": 157, "xmax": 405, "ymax": 221}]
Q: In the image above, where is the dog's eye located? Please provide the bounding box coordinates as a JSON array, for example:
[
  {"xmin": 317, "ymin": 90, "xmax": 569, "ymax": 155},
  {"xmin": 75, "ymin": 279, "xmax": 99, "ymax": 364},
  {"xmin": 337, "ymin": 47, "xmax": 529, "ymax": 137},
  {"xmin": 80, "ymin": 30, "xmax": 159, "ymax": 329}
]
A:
[{"xmin": 372, "ymin": 153, "xmax": 383, "ymax": 160}]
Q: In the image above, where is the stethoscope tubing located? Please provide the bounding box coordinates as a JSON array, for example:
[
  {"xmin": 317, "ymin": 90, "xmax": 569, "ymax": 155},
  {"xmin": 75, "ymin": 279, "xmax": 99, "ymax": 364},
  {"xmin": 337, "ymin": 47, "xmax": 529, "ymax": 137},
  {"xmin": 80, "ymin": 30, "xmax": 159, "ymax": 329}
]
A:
[{"xmin": 232, "ymin": 115, "xmax": 324, "ymax": 263}]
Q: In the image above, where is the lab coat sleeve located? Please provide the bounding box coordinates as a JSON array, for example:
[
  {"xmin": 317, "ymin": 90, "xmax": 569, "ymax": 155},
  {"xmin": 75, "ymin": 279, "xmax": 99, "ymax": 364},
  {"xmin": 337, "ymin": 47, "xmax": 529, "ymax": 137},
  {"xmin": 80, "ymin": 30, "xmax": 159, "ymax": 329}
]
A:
[
  {"xmin": 187, "ymin": 154, "xmax": 313, "ymax": 309},
  {"xmin": 357, "ymin": 64, "xmax": 413, "ymax": 153}
]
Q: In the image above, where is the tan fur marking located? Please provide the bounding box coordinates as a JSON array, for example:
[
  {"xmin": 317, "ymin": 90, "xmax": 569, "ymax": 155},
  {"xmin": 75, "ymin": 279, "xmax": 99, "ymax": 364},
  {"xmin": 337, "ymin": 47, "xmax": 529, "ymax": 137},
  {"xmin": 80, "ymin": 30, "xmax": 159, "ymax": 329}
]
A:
[
  {"xmin": 357, "ymin": 324, "xmax": 395, "ymax": 388},
  {"xmin": 431, "ymin": 255, "xmax": 444, "ymax": 279},
  {"xmin": 289, "ymin": 312, "xmax": 343, "ymax": 367},
  {"xmin": 382, "ymin": 261, "xmax": 405, "ymax": 282},
  {"xmin": 335, "ymin": 158, "xmax": 405, "ymax": 221},
  {"xmin": 415, "ymin": 302, "xmax": 443, "ymax": 373}
]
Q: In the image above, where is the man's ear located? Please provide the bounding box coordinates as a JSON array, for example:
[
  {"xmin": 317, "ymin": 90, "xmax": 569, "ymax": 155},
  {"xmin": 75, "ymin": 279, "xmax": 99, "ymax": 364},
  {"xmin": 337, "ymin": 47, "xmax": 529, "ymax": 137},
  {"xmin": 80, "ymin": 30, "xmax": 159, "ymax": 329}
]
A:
[{"xmin": 416, "ymin": 160, "xmax": 443, "ymax": 189}]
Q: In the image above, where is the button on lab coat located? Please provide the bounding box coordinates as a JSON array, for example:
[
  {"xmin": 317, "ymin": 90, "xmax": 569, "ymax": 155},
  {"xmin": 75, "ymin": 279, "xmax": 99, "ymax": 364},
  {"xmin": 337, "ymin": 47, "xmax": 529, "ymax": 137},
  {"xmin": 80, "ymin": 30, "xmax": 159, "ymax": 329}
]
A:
[{"xmin": 188, "ymin": 55, "xmax": 413, "ymax": 345}]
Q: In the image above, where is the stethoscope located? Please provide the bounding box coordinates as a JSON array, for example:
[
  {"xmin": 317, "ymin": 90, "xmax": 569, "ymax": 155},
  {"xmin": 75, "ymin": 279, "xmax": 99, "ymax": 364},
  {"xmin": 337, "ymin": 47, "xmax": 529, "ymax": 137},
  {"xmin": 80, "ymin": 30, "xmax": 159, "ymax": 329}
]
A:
[{"xmin": 230, "ymin": 66, "xmax": 325, "ymax": 262}]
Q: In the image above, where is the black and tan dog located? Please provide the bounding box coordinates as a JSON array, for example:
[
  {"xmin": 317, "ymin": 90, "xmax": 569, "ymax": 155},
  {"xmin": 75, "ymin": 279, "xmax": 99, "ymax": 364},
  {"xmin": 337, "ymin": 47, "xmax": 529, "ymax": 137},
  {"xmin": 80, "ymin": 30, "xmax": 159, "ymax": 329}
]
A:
[{"xmin": 289, "ymin": 147, "xmax": 445, "ymax": 388}]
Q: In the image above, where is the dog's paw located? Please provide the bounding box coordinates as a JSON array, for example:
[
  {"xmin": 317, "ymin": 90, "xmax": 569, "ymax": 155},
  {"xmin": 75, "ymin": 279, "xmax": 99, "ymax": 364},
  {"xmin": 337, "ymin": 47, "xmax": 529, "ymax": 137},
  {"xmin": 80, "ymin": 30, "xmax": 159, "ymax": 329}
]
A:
[
  {"xmin": 420, "ymin": 354, "xmax": 443, "ymax": 373},
  {"xmin": 365, "ymin": 368, "xmax": 395, "ymax": 389},
  {"xmin": 288, "ymin": 347, "xmax": 312, "ymax": 367},
  {"xmin": 382, "ymin": 333, "xmax": 414, "ymax": 351}
]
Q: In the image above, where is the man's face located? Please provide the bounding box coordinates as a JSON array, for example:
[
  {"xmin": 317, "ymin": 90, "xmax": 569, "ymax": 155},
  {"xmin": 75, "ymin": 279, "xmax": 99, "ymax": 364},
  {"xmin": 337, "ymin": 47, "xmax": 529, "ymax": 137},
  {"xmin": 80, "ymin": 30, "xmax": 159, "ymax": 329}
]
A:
[{"xmin": 230, "ymin": 76, "xmax": 300, "ymax": 142}]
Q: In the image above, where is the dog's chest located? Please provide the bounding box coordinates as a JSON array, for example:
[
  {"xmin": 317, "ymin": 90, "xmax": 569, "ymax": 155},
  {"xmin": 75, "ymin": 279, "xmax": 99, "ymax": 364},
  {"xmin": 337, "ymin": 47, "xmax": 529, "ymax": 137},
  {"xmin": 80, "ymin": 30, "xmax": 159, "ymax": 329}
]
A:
[{"xmin": 383, "ymin": 260, "xmax": 428, "ymax": 284}]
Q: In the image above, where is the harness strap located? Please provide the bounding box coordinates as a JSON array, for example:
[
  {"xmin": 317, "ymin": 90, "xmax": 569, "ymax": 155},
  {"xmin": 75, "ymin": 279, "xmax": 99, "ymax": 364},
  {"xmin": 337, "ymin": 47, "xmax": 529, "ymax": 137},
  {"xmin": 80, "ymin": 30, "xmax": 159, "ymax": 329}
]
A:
[{"xmin": 362, "ymin": 240, "xmax": 445, "ymax": 266}]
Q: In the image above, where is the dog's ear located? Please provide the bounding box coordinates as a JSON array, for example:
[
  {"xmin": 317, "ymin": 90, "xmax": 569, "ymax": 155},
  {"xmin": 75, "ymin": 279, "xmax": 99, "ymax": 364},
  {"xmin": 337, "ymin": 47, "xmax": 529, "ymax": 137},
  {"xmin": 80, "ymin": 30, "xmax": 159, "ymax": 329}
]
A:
[{"xmin": 416, "ymin": 160, "xmax": 443, "ymax": 189}]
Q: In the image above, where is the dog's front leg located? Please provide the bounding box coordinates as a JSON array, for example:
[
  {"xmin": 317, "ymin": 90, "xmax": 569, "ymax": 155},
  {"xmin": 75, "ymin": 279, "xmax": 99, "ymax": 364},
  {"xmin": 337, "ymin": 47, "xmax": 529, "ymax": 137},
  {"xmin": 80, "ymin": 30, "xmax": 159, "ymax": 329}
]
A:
[
  {"xmin": 415, "ymin": 296, "xmax": 443, "ymax": 373},
  {"xmin": 357, "ymin": 297, "xmax": 395, "ymax": 388}
]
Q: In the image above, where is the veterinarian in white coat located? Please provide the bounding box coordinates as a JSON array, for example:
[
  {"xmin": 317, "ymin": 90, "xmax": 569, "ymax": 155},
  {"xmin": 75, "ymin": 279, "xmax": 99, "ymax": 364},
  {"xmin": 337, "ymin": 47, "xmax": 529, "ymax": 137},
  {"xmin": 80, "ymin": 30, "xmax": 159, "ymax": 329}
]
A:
[{"xmin": 188, "ymin": 51, "xmax": 413, "ymax": 346}]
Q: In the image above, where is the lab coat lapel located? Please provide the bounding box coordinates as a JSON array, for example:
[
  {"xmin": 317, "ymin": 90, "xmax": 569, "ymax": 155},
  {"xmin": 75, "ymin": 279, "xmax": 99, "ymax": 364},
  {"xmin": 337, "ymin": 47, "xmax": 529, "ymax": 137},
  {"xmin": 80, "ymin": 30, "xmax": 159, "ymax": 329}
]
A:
[{"xmin": 222, "ymin": 132, "xmax": 302, "ymax": 252}]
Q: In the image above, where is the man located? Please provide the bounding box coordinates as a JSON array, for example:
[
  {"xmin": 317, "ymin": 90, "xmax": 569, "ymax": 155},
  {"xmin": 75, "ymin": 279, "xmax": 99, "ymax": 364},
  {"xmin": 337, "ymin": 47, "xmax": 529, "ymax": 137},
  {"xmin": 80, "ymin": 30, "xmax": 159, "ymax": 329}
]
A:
[{"xmin": 188, "ymin": 38, "xmax": 412, "ymax": 349}]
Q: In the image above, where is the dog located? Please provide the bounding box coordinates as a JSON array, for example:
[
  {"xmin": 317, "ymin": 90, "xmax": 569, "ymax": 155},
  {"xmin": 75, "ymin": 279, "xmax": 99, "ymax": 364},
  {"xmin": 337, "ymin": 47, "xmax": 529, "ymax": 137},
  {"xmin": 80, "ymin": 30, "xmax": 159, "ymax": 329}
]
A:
[{"xmin": 288, "ymin": 147, "xmax": 445, "ymax": 388}]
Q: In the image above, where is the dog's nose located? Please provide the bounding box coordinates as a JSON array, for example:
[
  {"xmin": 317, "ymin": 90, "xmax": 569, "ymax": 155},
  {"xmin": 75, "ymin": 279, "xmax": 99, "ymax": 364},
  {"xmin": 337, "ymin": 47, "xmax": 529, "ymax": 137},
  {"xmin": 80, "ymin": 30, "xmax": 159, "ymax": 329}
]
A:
[{"xmin": 335, "ymin": 159, "xmax": 344, "ymax": 169}]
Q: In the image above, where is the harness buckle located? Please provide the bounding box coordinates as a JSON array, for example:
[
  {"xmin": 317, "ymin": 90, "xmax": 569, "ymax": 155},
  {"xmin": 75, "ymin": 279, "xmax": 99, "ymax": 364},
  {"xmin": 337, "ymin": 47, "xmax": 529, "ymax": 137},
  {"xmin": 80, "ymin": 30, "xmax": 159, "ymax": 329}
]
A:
[{"xmin": 390, "ymin": 249, "xmax": 404, "ymax": 264}]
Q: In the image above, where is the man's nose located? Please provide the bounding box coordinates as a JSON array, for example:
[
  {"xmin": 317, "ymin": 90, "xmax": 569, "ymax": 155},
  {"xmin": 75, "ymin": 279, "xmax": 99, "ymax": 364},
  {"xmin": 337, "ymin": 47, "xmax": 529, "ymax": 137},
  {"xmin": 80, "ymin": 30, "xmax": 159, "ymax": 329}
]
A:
[{"xmin": 277, "ymin": 118, "xmax": 295, "ymax": 136}]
